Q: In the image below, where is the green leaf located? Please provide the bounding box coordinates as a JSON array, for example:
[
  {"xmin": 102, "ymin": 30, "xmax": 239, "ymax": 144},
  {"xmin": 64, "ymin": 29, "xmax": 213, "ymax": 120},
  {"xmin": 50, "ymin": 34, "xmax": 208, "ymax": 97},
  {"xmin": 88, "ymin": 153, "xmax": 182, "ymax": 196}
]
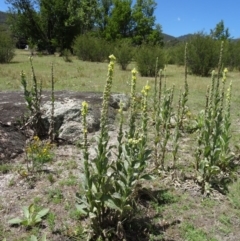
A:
[
  {"xmin": 40, "ymin": 233, "xmax": 47, "ymax": 241},
  {"xmin": 34, "ymin": 217, "xmax": 42, "ymax": 224},
  {"xmin": 89, "ymin": 212, "xmax": 97, "ymax": 219},
  {"xmin": 21, "ymin": 220, "xmax": 30, "ymax": 226},
  {"xmin": 106, "ymin": 199, "xmax": 121, "ymax": 211},
  {"xmin": 8, "ymin": 217, "xmax": 23, "ymax": 225},
  {"xmin": 35, "ymin": 208, "xmax": 49, "ymax": 219},
  {"xmin": 140, "ymin": 174, "xmax": 155, "ymax": 180},
  {"xmin": 75, "ymin": 204, "xmax": 88, "ymax": 215},
  {"xmin": 30, "ymin": 235, "xmax": 38, "ymax": 241},
  {"xmin": 134, "ymin": 162, "xmax": 140, "ymax": 169},
  {"xmin": 23, "ymin": 206, "xmax": 30, "ymax": 219},
  {"xmin": 29, "ymin": 204, "xmax": 35, "ymax": 215},
  {"xmin": 112, "ymin": 192, "xmax": 122, "ymax": 199},
  {"xmin": 123, "ymin": 204, "xmax": 133, "ymax": 211}
]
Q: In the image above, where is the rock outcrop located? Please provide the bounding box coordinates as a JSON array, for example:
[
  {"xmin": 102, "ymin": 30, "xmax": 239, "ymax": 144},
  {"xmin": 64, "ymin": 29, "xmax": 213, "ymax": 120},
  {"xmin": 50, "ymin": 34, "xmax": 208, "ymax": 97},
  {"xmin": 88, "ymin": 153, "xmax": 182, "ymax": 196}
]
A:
[{"xmin": 0, "ymin": 91, "xmax": 130, "ymax": 161}]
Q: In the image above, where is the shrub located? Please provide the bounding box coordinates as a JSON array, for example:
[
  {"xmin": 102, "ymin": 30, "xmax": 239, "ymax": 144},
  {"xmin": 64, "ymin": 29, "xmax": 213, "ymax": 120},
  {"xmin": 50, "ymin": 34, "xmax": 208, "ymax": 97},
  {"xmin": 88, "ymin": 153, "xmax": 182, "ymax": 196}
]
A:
[
  {"xmin": 171, "ymin": 42, "xmax": 186, "ymax": 66},
  {"xmin": 62, "ymin": 49, "xmax": 72, "ymax": 62},
  {"xmin": 187, "ymin": 33, "xmax": 220, "ymax": 76},
  {"xmin": 224, "ymin": 41, "xmax": 240, "ymax": 71},
  {"xmin": 0, "ymin": 26, "xmax": 15, "ymax": 63},
  {"xmin": 114, "ymin": 39, "xmax": 133, "ymax": 70},
  {"xmin": 73, "ymin": 34, "xmax": 113, "ymax": 62},
  {"xmin": 135, "ymin": 44, "xmax": 165, "ymax": 77}
]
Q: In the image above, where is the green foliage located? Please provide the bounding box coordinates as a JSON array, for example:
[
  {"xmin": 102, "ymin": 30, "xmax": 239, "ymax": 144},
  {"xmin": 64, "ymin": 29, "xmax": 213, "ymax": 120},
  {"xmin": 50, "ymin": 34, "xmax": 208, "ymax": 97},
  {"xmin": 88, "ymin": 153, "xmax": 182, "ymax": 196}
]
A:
[
  {"xmin": 104, "ymin": 0, "xmax": 132, "ymax": 40},
  {"xmin": 195, "ymin": 46, "xmax": 234, "ymax": 194},
  {"xmin": 224, "ymin": 41, "xmax": 240, "ymax": 71},
  {"xmin": 62, "ymin": 49, "xmax": 72, "ymax": 62},
  {"xmin": 131, "ymin": 0, "xmax": 162, "ymax": 45},
  {"xmin": 26, "ymin": 136, "xmax": 54, "ymax": 172},
  {"xmin": 0, "ymin": 163, "xmax": 13, "ymax": 174},
  {"xmin": 188, "ymin": 33, "xmax": 220, "ymax": 76},
  {"xmin": 6, "ymin": 0, "xmax": 161, "ymax": 51},
  {"xmin": 77, "ymin": 56, "xmax": 154, "ymax": 239},
  {"xmin": 8, "ymin": 204, "xmax": 49, "ymax": 228},
  {"xmin": 228, "ymin": 179, "xmax": 240, "ymax": 209},
  {"xmin": 135, "ymin": 45, "xmax": 165, "ymax": 77},
  {"xmin": 28, "ymin": 234, "xmax": 47, "ymax": 241},
  {"xmin": 171, "ymin": 42, "xmax": 186, "ymax": 66},
  {"xmin": 114, "ymin": 39, "xmax": 133, "ymax": 70},
  {"xmin": 0, "ymin": 26, "xmax": 15, "ymax": 63},
  {"xmin": 210, "ymin": 20, "xmax": 230, "ymax": 41},
  {"xmin": 181, "ymin": 222, "xmax": 218, "ymax": 241},
  {"xmin": 73, "ymin": 34, "xmax": 113, "ymax": 62},
  {"xmin": 155, "ymin": 83, "xmax": 175, "ymax": 169},
  {"xmin": 21, "ymin": 58, "xmax": 46, "ymax": 136}
]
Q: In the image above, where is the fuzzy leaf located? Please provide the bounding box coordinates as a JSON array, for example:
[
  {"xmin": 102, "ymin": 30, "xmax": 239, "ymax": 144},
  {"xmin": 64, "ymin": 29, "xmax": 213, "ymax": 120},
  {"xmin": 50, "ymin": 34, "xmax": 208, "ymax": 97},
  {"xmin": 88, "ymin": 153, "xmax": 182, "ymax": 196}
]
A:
[
  {"xmin": 35, "ymin": 208, "xmax": 49, "ymax": 220},
  {"xmin": 106, "ymin": 199, "xmax": 121, "ymax": 211},
  {"xmin": 23, "ymin": 206, "xmax": 30, "ymax": 219},
  {"xmin": 76, "ymin": 204, "xmax": 88, "ymax": 215},
  {"xmin": 30, "ymin": 235, "xmax": 38, "ymax": 241},
  {"xmin": 134, "ymin": 162, "xmax": 140, "ymax": 169},
  {"xmin": 40, "ymin": 233, "xmax": 47, "ymax": 241},
  {"xmin": 28, "ymin": 204, "xmax": 35, "ymax": 215},
  {"xmin": 89, "ymin": 212, "xmax": 97, "ymax": 219},
  {"xmin": 140, "ymin": 174, "xmax": 155, "ymax": 180},
  {"xmin": 112, "ymin": 192, "xmax": 122, "ymax": 199},
  {"xmin": 8, "ymin": 217, "xmax": 23, "ymax": 225}
]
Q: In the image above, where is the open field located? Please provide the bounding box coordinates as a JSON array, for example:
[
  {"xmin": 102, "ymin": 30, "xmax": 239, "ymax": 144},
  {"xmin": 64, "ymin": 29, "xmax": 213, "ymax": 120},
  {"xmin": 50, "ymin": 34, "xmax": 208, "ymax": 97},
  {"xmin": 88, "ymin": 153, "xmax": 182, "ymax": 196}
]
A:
[{"xmin": 1, "ymin": 49, "xmax": 240, "ymax": 240}]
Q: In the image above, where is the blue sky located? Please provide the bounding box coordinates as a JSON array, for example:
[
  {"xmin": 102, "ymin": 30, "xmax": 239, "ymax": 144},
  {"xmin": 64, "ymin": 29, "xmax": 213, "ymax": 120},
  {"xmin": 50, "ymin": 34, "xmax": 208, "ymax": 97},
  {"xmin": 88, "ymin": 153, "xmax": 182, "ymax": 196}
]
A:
[
  {"xmin": 154, "ymin": 0, "xmax": 240, "ymax": 38},
  {"xmin": 1, "ymin": 0, "xmax": 239, "ymax": 38}
]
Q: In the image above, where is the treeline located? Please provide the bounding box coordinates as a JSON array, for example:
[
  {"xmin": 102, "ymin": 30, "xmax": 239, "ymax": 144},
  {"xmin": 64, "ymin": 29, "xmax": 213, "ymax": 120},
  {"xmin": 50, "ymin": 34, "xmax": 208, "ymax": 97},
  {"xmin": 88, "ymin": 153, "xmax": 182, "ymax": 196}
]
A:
[
  {"xmin": 5, "ymin": 0, "xmax": 163, "ymax": 53},
  {"xmin": 2, "ymin": 1, "xmax": 240, "ymax": 76}
]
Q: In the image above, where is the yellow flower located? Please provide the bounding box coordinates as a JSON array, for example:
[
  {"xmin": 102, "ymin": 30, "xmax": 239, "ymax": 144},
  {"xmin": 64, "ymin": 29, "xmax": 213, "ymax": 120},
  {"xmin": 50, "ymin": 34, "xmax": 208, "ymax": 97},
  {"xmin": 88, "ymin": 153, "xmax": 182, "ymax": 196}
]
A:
[
  {"xmin": 224, "ymin": 68, "xmax": 228, "ymax": 73},
  {"xmin": 109, "ymin": 54, "xmax": 116, "ymax": 61},
  {"xmin": 144, "ymin": 84, "xmax": 151, "ymax": 92},
  {"xmin": 131, "ymin": 68, "xmax": 138, "ymax": 75},
  {"xmin": 82, "ymin": 101, "xmax": 88, "ymax": 109}
]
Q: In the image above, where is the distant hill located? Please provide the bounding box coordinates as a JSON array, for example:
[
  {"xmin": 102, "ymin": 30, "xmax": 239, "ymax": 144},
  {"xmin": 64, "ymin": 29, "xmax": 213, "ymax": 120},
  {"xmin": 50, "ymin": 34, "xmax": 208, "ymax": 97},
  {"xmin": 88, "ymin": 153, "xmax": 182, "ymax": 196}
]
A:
[{"xmin": 177, "ymin": 34, "xmax": 194, "ymax": 41}]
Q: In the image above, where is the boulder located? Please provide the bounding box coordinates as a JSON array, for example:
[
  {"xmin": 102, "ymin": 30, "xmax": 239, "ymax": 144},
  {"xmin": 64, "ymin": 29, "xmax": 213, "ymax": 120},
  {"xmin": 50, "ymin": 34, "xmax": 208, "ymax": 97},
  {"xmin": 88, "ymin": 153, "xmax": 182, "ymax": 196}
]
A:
[{"xmin": 0, "ymin": 91, "xmax": 129, "ymax": 160}]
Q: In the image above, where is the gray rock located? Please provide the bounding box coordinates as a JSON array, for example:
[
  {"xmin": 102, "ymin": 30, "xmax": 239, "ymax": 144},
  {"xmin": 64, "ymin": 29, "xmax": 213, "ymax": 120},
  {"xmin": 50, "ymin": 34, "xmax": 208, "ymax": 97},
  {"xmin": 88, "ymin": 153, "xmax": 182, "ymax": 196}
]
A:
[{"xmin": 110, "ymin": 93, "xmax": 130, "ymax": 111}]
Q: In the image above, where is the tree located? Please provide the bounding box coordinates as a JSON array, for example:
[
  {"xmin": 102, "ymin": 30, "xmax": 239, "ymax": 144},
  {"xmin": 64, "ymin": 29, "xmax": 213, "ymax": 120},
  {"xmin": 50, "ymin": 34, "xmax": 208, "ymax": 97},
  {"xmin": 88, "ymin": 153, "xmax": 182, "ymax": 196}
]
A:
[
  {"xmin": 0, "ymin": 25, "xmax": 15, "ymax": 63},
  {"xmin": 66, "ymin": 0, "xmax": 98, "ymax": 34},
  {"xmin": 188, "ymin": 32, "xmax": 220, "ymax": 76},
  {"xmin": 210, "ymin": 20, "xmax": 231, "ymax": 41},
  {"xmin": 131, "ymin": 0, "xmax": 162, "ymax": 45},
  {"xmin": 5, "ymin": 0, "xmax": 92, "ymax": 52},
  {"xmin": 6, "ymin": 0, "xmax": 46, "ymax": 48},
  {"xmin": 104, "ymin": 0, "xmax": 132, "ymax": 40},
  {"xmin": 95, "ymin": 0, "xmax": 113, "ymax": 33},
  {"xmin": 40, "ymin": 0, "xmax": 83, "ymax": 52}
]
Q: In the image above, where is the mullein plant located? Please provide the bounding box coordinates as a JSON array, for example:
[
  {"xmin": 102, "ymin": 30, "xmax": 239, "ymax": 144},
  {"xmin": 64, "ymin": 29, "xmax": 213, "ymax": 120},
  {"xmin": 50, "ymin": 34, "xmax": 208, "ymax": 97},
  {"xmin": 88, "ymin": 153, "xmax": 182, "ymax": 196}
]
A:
[
  {"xmin": 76, "ymin": 55, "xmax": 117, "ymax": 239},
  {"xmin": 172, "ymin": 90, "xmax": 182, "ymax": 171},
  {"xmin": 21, "ymin": 57, "xmax": 44, "ymax": 137},
  {"xmin": 128, "ymin": 68, "xmax": 138, "ymax": 139},
  {"xmin": 179, "ymin": 43, "xmax": 189, "ymax": 130},
  {"xmin": 110, "ymin": 81, "xmax": 153, "ymax": 239},
  {"xmin": 196, "ymin": 42, "xmax": 234, "ymax": 194},
  {"xmin": 154, "ymin": 65, "xmax": 175, "ymax": 170},
  {"xmin": 153, "ymin": 68, "xmax": 163, "ymax": 167},
  {"xmin": 77, "ymin": 60, "xmax": 154, "ymax": 240},
  {"xmin": 49, "ymin": 62, "xmax": 55, "ymax": 143},
  {"xmin": 159, "ymin": 85, "xmax": 175, "ymax": 169}
]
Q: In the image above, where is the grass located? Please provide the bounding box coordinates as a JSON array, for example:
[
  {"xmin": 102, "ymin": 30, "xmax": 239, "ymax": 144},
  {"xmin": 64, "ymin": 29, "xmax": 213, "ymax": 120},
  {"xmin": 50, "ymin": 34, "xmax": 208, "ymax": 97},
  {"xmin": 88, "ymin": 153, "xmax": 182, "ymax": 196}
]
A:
[{"xmin": 1, "ymin": 49, "xmax": 240, "ymax": 240}]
